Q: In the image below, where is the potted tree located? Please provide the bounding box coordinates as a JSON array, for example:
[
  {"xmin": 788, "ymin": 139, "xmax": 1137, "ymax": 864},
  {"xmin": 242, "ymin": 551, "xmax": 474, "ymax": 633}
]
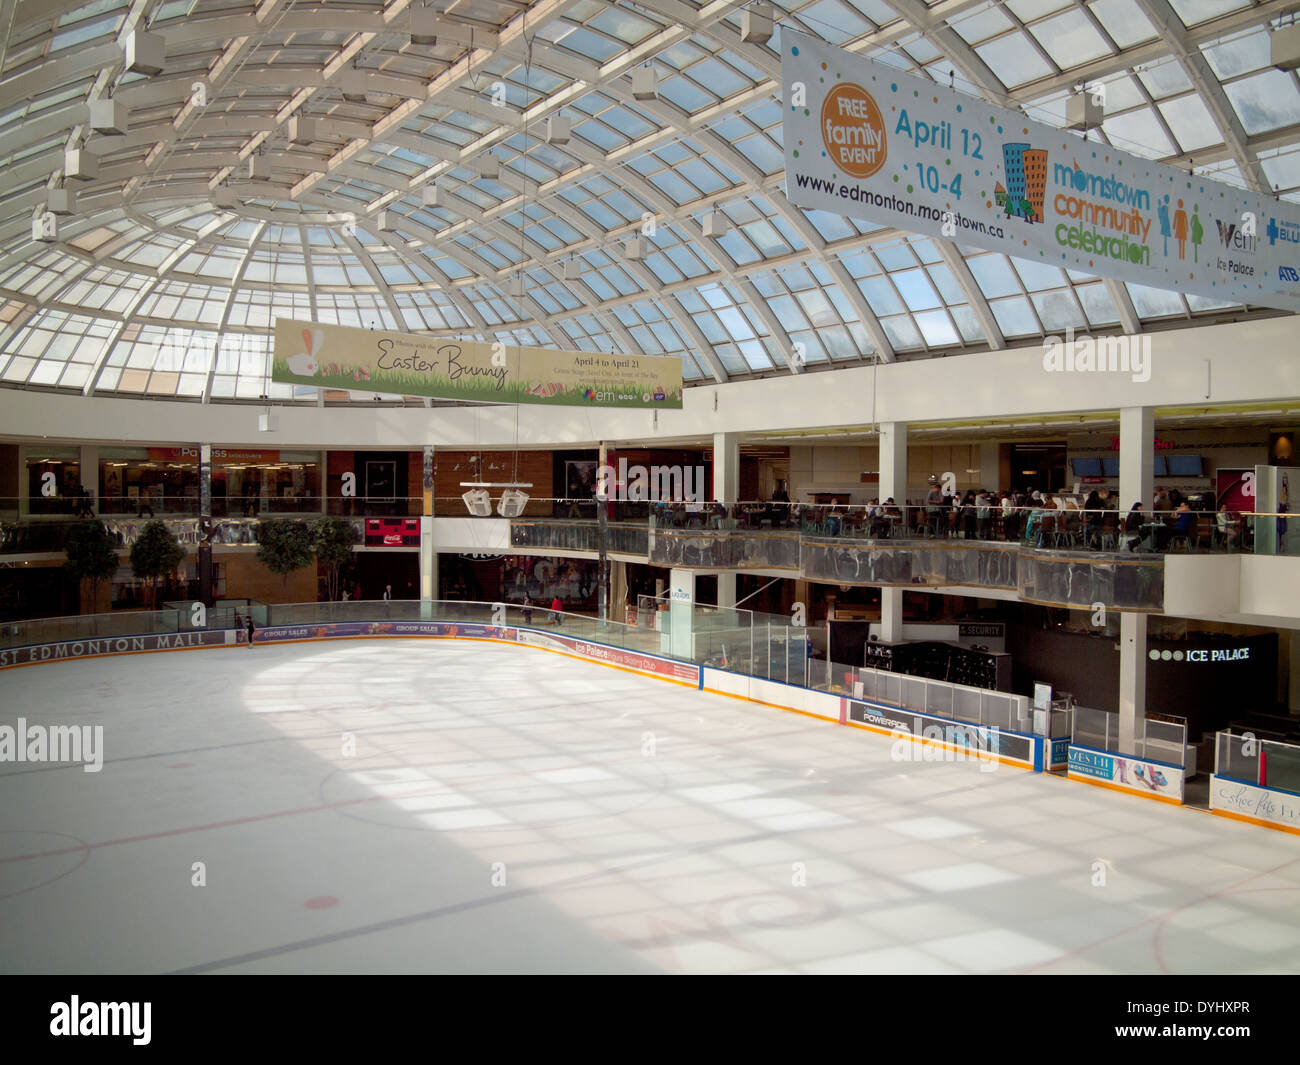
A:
[
  {"xmin": 129, "ymin": 520, "xmax": 185, "ymax": 609},
  {"xmin": 257, "ymin": 519, "xmax": 315, "ymax": 595},
  {"xmin": 64, "ymin": 520, "xmax": 120, "ymax": 613},
  {"xmin": 312, "ymin": 517, "xmax": 356, "ymax": 602}
]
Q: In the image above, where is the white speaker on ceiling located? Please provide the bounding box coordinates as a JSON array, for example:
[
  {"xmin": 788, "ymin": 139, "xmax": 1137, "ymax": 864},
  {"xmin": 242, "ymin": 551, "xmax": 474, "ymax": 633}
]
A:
[
  {"xmin": 546, "ymin": 115, "xmax": 571, "ymax": 144},
  {"xmin": 702, "ymin": 210, "xmax": 729, "ymax": 237},
  {"xmin": 288, "ymin": 116, "xmax": 318, "ymax": 145},
  {"xmin": 741, "ymin": 4, "xmax": 774, "ymax": 45},
  {"xmin": 124, "ymin": 29, "xmax": 165, "ymax": 75},
  {"xmin": 47, "ymin": 188, "xmax": 76, "ymax": 215},
  {"xmin": 88, "ymin": 98, "xmax": 129, "ymax": 134},
  {"xmin": 633, "ymin": 66, "xmax": 658, "ymax": 101},
  {"xmin": 65, "ymin": 148, "xmax": 98, "ymax": 181},
  {"xmin": 1272, "ymin": 24, "xmax": 1300, "ymax": 70}
]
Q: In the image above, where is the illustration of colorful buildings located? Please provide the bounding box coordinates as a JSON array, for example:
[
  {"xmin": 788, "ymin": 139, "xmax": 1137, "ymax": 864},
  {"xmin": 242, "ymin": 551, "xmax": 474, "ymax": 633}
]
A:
[{"xmin": 1001, "ymin": 143, "xmax": 1047, "ymax": 223}]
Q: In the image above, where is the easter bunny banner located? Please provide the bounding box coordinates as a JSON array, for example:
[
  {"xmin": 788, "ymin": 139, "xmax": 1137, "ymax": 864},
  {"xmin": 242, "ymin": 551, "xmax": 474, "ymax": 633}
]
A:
[{"xmin": 271, "ymin": 318, "xmax": 683, "ymax": 409}]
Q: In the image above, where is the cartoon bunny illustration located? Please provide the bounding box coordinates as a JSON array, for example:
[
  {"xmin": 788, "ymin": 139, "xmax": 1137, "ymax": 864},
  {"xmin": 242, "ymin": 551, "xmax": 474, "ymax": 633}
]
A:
[{"xmin": 286, "ymin": 327, "xmax": 324, "ymax": 376}]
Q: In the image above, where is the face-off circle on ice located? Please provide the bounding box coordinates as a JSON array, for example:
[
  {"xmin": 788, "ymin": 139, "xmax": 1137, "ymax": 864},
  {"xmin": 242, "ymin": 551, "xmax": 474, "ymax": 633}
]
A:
[{"xmin": 2, "ymin": 638, "xmax": 1298, "ymax": 974}]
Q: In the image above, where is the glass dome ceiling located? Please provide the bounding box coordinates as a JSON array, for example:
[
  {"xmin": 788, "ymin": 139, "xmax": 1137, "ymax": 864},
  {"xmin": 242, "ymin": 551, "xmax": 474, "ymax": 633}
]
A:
[{"xmin": 0, "ymin": 0, "xmax": 1297, "ymax": 404}]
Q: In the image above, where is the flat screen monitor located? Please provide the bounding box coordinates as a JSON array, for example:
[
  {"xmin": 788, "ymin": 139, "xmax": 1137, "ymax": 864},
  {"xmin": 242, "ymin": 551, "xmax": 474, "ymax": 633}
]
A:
[
  {"xmin": 1167, "ymin": 455, "xmax": 1203, "ymax": 477},
  {"xmin": 1153, "ymin": 455, "xmax": 1168, "ymax": 476},
  {"xmin": 1070, "ymin": 457, "xmax": 1103, "ymax": 477},
  {"xmin": 1101, "ymin": 456, "xmax": 1120, "ymax": 477}
]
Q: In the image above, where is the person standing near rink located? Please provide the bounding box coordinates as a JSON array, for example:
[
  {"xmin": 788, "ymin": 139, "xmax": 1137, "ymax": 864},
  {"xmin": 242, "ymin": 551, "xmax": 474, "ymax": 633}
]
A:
[
  {"xmin": 243, "ymin": 613, "xmax": 256, "ymax": 650},
  {"xmin": 550, "ymin": 595, "xmax": 563, "ymax": 626}
]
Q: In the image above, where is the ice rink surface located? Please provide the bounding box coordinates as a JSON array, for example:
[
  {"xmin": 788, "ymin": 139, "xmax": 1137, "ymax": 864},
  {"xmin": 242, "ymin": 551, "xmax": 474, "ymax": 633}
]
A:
[{"xmin": 2, "ymin": 636, "xmax": 1299, "ymax": 975}]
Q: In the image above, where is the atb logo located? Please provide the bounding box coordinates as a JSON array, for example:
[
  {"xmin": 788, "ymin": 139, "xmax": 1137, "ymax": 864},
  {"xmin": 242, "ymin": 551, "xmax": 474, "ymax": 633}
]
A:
[{"xmin": 1280, "ymin": 266, "xmax": 1299, "ymax": 283}]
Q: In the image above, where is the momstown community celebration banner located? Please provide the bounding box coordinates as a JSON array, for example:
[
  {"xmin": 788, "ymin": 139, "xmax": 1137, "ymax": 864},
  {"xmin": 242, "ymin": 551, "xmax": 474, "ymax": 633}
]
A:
[
  {"xmin": 271, "ymin": 319, "xmax": 683, "ymax": 408},
  {"xmin": 783, "ymin": 32, "xmax": 1300, "ymax": 313}
]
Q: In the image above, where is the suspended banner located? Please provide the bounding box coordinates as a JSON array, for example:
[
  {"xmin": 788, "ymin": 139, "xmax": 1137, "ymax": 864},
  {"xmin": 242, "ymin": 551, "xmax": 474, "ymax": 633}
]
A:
[
  {"xmin": 782, "ymin": 32, "xmax": 1300, "ymax": 313},
  {"xmin": 271, "ymin": 319, "xmax": 683, "ymax": 408}
]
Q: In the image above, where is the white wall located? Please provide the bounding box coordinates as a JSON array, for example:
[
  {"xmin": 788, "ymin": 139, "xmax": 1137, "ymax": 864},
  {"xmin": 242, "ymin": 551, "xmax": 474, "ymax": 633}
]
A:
[{"xmin": 3, "ymin": 316, "xmax": 1299, "ymax": 451}]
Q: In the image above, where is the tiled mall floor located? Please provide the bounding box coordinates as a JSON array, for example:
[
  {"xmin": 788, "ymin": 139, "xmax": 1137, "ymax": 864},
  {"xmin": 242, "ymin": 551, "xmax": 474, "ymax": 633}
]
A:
[{"xmin": 2, "ymin": 639, "xmax": 1298, "ymax": 974}]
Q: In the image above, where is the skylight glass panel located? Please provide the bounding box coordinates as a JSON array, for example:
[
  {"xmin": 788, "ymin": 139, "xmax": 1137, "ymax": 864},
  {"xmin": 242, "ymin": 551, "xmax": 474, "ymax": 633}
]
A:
[
  {"xmin": 1031, "ymin": 290, "xmax": 1087, "ymax": 330},
  {"xmin": 975, "ymin": 32, "xmax": 1055, "ymax": 86},
  {"xmin": 1006, "ymin": 0, "xmax": 1072, "ymax": 19},
  {"xmin": 880, "ymin": 316, "xmax": 923, "ymax": 350},
  {"xmin": 1103, "ymin": 108, "xmax": 1175, "ymax": 158},
  {"xmin": 1076, "ymin": 281, "xmax": 1122, "ymax": 325},
  {"xmin": 951, "ymin": 306, "xmax": 985, "ymax": 343},
  {"xmin": 1159, "ymin": 94, "xmax": 1221, "ymax": 152},
  {"xmin": 1139, "ymin": 62, "xmax": 1194, "ymax": 100},
  {"xmin": 988, "ymin": 294, "xmax": 1041, "ymax": 336},
  {"xmin": 1203, "ymin": 31, "xmax": 1269, "ymax": 79},
  {"xmin": 1168, "ymin": 0, "xmax": 1250, "ymax": 28},
  {"xmin": 1260, "ymin": 150, "xmax": 1300, "ymax": 192},
  {"xmin": 735, "ymin": 134, "xmax": 783, "ymax": 174},
  {"xmin": 1224, "ymin": 70, "xmax": 1300, "ymax": 136},
  {"xmin": 954, "ymin": 5, "xmax": 1014, "ymax": 43},
  {"xmin": 1033, "ymin": 9, "xmax": 1111, "ymax": 67},
  {"xmin": 1126, "ymin": 282, "xmax": 1185, "ymax": 318},
  {"xmin": 858, "ymin": 276, "xmax": 906, "ymax": 316},
  {"xmin": 913, "ymin": 310, "xmax": 960, "ymax": 347}
]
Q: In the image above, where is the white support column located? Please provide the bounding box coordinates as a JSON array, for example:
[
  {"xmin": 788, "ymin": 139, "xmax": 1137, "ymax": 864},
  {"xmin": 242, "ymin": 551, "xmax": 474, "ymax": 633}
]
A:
[
  {"xmin": 1118, "ymin": 406, "xmax": 1154, "ymax": 520},
  {"xmin": 1118, "ymin": 612, "xmax": 1147, "ymax": 754},
  {"xmin": 878, "ymin": 422, "xmax": 908, "ymax": 644},
  {"xmin": 978, "ymin": 441, "xmax": 1000, "ymax": 491},
  {"xmin": 80, "ymin": 444, "xmax": 99, "ymax": 511},
  {"xmin": 713, "ymin": 431, "xmax": 740, "ymax": 610},
  {"xmin": 1117, "ymin": 407, "xmax": 1153, "ymax": 753},
  {"xmin": 713, "ymin": 431, "xmax": 740, "ymax": 504}
]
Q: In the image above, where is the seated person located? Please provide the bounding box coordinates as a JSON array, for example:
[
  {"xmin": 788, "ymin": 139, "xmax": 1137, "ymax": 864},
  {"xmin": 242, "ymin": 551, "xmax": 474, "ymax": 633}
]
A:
[
  {"xmin": 1216, "ymin": 503, "xmax": 1240, "ymax": 549},
  {"xmin": 1124, "ymin": 502, "xmax": 1147, "ymax": 551},
  {"xmin": 1170, "ymin": 502, "xmax": 1197, "ymax": 547}
]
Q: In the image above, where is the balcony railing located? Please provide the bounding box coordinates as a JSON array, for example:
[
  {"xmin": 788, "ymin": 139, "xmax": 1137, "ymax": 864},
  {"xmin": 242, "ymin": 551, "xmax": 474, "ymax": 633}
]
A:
[
  {"xmin": 508, "ymin": 519, "xmax": 649, "ymax": 555},
  {"xmin": 801, "ymin": 536, "xmax": 1019, "ymax": 589},
  {"xmin": 1017, "ymin": 548, "xmax": 1165, "ymax": 611}
]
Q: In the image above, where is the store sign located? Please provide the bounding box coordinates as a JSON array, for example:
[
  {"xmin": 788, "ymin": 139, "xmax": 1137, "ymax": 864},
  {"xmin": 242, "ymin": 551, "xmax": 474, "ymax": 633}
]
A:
[
  {"xmin": 1107, "ymin": 438, "xmax": 1175, "ymax": 450},
  {"xmin": 272, "ymin": 319, "xmax": 683, "ymax": 408},
  {"xmin": 958, "ymin": 622, "xmax": 1004, "ymax": 639},
  {"xmin": 365, "ymin": 518, "xmax": 420, "ymax": 546},
  {"xmin": 1149, "ymin": 645, "xmax": 1251, "ymax": 664},
  {"xmin": 147, "ymin": 448, "xmax": 281, "ymax": 463},
  {"xmin": 782, "ymin": 33, "xmax": 1300, "ymax": 313}
]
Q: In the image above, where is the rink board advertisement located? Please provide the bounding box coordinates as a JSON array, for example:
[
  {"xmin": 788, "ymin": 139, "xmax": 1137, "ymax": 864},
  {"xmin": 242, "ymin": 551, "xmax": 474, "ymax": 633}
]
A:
[
  {"xmin": 515, "ymin": 628, "xmax": 700, "ymax": 684},
  {"xmin": 782, "ymin": 32, "xmax": 1300, "ymax": 312},
  {"xmin": 1067, "ymin": 744, "xmax": 1185, "ymax": 802},
  {"xmin": 844, "ymin": 698, "xmax": 1038, "ymax": 769},
  {"xmin": 272, "ymin": 318, "xmax": 683, "ymax": 409},
  {"xmin": 0, "ymin": 629, "xmax": 231, "ymax": 668},
  {"xmin": 1209, "ymin": 775, "xmax": 1300, "ymax": 833}
]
